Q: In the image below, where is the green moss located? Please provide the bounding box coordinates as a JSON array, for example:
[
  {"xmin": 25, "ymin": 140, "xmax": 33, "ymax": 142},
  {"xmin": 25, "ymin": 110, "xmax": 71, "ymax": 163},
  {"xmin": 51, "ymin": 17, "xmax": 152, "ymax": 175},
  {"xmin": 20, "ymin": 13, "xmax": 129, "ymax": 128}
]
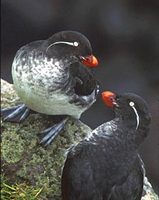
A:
[
  {"xmin": 1, "ymin": 107, "xmax": 90, "ymax": 199},
  {"xmin": 1, "ymin": 126, "xmax": 25, "ymax": 163}
]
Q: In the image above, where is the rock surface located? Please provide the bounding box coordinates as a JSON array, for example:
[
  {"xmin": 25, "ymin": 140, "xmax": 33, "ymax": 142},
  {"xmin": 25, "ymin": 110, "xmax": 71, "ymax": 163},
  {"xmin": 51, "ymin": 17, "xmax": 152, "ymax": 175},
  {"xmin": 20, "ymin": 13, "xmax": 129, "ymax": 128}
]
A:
[{"xmin": 1, "ymin": 79, "xmax": 158, "ymax": 199}]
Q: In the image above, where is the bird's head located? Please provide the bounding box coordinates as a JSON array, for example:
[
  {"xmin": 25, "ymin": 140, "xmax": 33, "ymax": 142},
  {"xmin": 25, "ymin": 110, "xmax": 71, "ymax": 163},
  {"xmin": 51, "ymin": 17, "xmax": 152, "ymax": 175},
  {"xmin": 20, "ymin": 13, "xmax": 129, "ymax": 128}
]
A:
[
  {"xmin": 46, "ymin": 31, "xmax": 98, "ymax": 67},
  {"xmin": 102, "ymin": 91, "xmax": 151, "ymax": 130}
]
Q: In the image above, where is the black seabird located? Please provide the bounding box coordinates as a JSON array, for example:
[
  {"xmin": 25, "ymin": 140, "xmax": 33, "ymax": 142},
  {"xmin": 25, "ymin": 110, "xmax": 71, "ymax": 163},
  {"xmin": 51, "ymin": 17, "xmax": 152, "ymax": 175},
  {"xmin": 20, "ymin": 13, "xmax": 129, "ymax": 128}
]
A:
[
  {"xmin": 1, "ymin": 31, "xmax": 99, "ymax": 146},
  {"xmin": 61, "ymin": 91, "xmax": 151, "ymax": 200}
]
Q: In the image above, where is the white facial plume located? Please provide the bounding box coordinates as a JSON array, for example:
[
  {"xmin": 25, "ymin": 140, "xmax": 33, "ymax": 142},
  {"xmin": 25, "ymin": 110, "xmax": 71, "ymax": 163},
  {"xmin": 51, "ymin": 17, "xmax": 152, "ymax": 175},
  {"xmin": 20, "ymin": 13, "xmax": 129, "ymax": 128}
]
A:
[
  {"xmin": 129, "ymin": 101, "xmax": 139, "ymax": 130},
  {"xmin": 46, "ymin": 41, "xmax": 79, "ymax": 52}
]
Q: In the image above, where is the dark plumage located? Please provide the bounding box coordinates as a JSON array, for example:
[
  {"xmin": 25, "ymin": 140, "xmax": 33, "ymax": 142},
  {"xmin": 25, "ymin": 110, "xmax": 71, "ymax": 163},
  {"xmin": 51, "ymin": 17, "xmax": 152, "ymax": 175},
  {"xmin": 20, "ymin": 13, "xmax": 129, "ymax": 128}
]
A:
[
  {"xmin": 61, "ymin": 91, "xmax": 151, "ymax": 200},
  {"xmin": 1, "ymin": 31, "xmax": 99, "ymax": 146}
]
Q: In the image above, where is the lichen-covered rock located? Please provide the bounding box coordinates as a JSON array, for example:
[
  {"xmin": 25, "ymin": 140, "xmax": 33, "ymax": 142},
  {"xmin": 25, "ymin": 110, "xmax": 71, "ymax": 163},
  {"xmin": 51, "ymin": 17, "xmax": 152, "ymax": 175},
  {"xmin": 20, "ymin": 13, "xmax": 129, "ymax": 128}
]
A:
[{"xmin": 1, "ymin": 79, "xmax": 158, "ymax": 200}]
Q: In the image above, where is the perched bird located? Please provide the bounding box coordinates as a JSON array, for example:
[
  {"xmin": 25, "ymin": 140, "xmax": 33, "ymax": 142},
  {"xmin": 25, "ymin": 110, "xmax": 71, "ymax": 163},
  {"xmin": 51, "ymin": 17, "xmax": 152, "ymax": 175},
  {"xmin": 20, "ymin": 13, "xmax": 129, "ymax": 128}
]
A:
[
  {"xmin": 1, "ymin": 31, "xmax": 99, "ymax": 146},
  {"xmin": 61, "ymin": 91, "xmax": 151, "ymax": 200}
]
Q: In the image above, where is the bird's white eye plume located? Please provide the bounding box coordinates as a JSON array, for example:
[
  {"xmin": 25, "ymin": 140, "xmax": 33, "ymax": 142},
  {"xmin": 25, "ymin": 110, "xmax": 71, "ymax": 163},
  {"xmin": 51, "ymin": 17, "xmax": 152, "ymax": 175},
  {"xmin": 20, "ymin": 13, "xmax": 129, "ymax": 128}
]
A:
[
  {"xmin": 46, "ymin": 41, "xmax": 79, "ymax": 52},
  {"xmin": 129, "ymin": 101, "xmax": 139, "ymax": 130}
]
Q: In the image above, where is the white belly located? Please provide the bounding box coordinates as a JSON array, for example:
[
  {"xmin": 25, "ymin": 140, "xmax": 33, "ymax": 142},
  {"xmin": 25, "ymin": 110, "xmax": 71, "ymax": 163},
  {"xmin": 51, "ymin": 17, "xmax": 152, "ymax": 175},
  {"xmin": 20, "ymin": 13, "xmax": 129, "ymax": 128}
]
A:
[{"xmin": 13, "ymin": 79, "xmax": 85, "ymax": 119}]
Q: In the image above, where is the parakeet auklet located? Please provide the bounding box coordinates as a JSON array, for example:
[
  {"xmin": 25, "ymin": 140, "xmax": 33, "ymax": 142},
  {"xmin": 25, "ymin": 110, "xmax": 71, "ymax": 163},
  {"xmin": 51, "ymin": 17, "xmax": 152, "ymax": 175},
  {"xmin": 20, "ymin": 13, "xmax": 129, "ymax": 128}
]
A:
[
  {"xmin": 61, "ymin": 91, "xmax": 151, "ymax": 200},
  {"xmin": 1, "ymin": 31, "xmax": 99, "ymax": 146}
]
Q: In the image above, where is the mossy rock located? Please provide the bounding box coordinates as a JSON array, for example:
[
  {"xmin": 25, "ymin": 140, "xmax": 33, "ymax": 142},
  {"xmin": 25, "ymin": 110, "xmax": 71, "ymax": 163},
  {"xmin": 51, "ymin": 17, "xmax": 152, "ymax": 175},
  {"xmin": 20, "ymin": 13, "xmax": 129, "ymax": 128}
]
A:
[{"xmin": 1, "ymin": 79, "xmax": 158, "ymax": 200}]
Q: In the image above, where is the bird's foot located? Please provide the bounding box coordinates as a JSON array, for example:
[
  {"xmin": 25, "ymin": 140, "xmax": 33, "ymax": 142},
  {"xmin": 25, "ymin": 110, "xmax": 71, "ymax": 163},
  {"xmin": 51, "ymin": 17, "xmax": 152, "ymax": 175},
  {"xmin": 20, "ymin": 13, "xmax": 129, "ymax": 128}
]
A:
[
  {"xmin": 39, "ymin": 117, "xmax": 68, "ymax": 147},
  {"xmin": 1, "ymin": 104, "xmax": 30, "ymax": 123}
]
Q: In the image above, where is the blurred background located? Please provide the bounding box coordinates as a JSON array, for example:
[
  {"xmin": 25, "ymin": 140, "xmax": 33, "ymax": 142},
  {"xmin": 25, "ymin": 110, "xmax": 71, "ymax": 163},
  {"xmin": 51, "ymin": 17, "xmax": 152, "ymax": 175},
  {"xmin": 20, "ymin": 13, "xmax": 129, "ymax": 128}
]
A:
[{"xmin": 1, "ymin": 0, "xmax": 159, "ymax": 194}]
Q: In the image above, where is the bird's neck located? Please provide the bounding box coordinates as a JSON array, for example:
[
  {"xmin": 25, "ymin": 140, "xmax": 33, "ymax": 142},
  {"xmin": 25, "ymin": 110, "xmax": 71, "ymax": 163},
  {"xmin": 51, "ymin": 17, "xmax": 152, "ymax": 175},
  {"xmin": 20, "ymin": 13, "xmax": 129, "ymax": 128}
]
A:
[{"xmin": 116, "ymin": 112, "xmax": 150, "ymax": 147}]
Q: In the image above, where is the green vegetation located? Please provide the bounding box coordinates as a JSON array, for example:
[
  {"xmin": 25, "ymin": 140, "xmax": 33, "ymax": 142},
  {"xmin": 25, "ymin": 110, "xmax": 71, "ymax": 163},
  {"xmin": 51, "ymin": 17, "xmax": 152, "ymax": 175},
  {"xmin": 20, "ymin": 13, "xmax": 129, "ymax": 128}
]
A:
[{"xmin": 1, "ymin": 179, "xmax": 43, "ymax": 200}]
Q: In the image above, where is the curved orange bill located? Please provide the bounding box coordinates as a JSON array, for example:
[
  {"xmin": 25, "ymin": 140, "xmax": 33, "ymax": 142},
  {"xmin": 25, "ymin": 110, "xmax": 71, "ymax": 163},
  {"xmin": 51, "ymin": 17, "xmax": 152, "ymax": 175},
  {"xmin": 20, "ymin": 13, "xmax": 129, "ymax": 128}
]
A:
[
  {"xmin": 80, "ymin": 55, "xmax": 98, "ymax": 67},
  {"xmin": 102, "ymin": 91, "xmax": 117, "ymax": 108}
]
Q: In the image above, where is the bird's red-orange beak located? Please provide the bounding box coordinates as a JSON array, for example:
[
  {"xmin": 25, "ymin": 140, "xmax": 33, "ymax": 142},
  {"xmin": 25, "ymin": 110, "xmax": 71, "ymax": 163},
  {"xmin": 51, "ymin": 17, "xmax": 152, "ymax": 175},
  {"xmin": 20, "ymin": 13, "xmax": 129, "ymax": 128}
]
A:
[
  {"xmin": 80, "ymin": 55, "xmax": 98, "ymax": 67},
  {"xmin": 102, "ymin": 91, "xmax": 117, "ymax": 108}
]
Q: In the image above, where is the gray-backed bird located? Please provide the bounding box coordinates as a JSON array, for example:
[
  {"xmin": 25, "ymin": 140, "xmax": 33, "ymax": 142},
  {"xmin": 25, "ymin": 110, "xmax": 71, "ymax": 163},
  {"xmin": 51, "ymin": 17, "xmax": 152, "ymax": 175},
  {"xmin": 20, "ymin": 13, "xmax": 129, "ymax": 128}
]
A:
[
  {"xmin": 61, "ymin": 91, "xmax": 151, "ymax": 200},
  {"xmin": 1, "ymin": 31, "xmax": 99, "ymax": 146}
]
